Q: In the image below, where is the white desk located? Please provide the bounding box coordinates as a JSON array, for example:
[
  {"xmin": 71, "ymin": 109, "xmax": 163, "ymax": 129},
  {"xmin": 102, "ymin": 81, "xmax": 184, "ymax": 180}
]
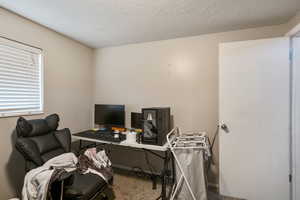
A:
[
  {"xmin": 72, "ymin": 131, "xmax": 173, "ymax": 200},
  {"xmin": 72, "ymin": 134, "xmax": 168, "ymax": 152}
]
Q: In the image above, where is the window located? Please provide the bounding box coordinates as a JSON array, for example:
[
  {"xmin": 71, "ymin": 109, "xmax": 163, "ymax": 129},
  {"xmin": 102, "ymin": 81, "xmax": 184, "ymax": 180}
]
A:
[{"xmin": 0, "ymin": 37, "xmax": 43, "ymax": 117}]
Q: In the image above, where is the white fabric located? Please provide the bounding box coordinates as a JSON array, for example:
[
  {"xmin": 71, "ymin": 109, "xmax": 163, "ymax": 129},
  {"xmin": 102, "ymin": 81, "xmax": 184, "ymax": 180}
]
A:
[
  {"xmin": 175, "ymin": 149, "xmax": 207, "ymax": 200},
  {"xmin": 22, "ymin": 152, "xmax": 78, "ymax": 200},
  {"xmin": 84, "ymin": 148, "xmax": 111, "ymax": 168},
  {"xmin": 82, "ymin": 148, "xmax": 112, "ymax": 182}
]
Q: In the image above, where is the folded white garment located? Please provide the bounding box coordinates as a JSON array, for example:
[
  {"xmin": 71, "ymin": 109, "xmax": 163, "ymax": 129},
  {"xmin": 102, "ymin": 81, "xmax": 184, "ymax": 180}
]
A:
[{"xmin": 22, "ymin": 152, "xmax": 78, "ymax": 200}]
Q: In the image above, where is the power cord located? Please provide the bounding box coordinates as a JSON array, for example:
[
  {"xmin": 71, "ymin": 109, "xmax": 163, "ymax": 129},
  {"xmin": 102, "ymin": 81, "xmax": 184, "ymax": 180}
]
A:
[
  {"xmin": 209, "ymin": 125, "xmax": 220, "ymax": 166},
  {"xmin": 131, "ymin": 165, "xmax": 158, "ymax": 190},
  {"xmin": 144, "ymin": 151, "xmax": 158, "ymax": 190},
  {"xmin": 205, "ymin": 125, "xmax": 220, "ymax": 187}
]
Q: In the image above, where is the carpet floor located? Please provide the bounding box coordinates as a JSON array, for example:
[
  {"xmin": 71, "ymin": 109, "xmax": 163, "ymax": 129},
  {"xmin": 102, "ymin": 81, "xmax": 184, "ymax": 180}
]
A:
[{"xmin": 109, "ymin": 173, "xmax": 244, "ymax": 200}]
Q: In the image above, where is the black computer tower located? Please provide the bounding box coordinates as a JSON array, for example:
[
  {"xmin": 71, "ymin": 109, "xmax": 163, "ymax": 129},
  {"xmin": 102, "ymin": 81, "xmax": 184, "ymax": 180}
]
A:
[{"xmin": 141, "ymin": 107, "xmax": 171, "ymax": 146}]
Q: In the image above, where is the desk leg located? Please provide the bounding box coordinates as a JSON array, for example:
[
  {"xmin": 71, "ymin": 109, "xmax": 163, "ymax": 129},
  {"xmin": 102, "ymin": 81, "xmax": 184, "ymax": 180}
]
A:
[
  {"xmin": 172, "ymin": 154, "xmax": 175, "ymax": 184},
  {"xmin": 161, "ymin": 151, "xmax": 169, "ymax": 200},
  {"xmin": 167, "ymin": 152, "xmax": 175, "ymax": 199},
  {"xmin": 163, "ymin": 150, "xmax": 176, "ymax": 200},
  {"xmin": 155, "ymin": 151, "xmax": 169, "ymax": 200},
  {"xmin": 79, "ymin": 139, "xmax": 82, "ymax": 150}
]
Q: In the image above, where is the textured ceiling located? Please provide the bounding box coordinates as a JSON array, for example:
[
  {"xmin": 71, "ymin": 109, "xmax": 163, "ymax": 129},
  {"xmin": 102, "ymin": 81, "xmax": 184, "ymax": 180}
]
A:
[{"xmin": 0, "ymin": 0, "xmax": 299, "ymax": 48}]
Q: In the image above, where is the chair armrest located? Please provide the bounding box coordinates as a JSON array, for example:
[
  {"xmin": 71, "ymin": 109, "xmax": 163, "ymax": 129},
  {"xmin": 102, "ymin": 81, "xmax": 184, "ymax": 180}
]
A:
[
  {"xmin": 56, "ymin": 171, "xmax": 76, "ymax": 182},
  {"xmin": 49, "ymin": 170, "xmax": 76, "ymax": 200},
  {"xmin": 52, "ymin": 171, "xmax": 76, "ymax": 188}
]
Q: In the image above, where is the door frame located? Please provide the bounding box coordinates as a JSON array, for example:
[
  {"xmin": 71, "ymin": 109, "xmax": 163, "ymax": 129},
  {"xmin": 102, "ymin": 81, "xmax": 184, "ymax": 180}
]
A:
[
  {"xmin": 291, "ymin": 34, "xmax": 300, "ymax": 200},
  {"xmin": 285, "ymin": 23, "xmax": 300, "ymax": 200}
]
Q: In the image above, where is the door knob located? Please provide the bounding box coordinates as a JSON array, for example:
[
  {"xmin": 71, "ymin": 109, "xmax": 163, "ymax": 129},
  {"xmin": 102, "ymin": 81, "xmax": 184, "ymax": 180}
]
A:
[{"xmin": 220, "ymin": 123, "xmax": 229, "ymax": 133}]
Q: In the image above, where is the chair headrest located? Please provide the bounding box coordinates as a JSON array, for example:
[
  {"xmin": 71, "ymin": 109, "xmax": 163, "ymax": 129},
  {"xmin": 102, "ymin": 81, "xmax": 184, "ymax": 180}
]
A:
[{"xmin": 16, "ymin": 114, "xmax": 60, "ymax": 137}]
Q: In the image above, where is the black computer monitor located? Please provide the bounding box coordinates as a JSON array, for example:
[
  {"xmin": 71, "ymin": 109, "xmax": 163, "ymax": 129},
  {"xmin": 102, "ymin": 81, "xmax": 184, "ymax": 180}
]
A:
[{"xmin": 94, "ymin": 104, "xmax": 125, "ymax": 127}]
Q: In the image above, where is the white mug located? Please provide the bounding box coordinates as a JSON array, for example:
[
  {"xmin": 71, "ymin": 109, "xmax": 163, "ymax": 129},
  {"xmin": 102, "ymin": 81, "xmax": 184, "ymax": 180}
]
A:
[{"xmin": 126, "ymin": 131, "xmax": 137, "ymax": 143}]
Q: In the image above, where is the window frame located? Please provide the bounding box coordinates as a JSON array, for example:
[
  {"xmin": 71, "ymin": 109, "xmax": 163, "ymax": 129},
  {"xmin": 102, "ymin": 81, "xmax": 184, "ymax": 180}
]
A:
[{"xmin": 0, "ymin": 37, "xmax": 44, "ymax": 118}]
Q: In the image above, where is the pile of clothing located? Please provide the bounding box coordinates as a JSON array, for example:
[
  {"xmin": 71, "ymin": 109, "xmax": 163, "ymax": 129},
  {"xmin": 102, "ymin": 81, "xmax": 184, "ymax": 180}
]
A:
[{"xmin": 22, "ymin": 148, "xmax": 112, "ymax": 200}]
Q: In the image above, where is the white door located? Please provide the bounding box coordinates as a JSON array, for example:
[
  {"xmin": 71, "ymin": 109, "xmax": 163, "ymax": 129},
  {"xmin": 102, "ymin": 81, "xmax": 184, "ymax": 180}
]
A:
[
  {"xmin": 219, "ymin": 37, "xmax": 290, "ymax": 200},
  {"xmin": 292, "ymin": 36, "xmax": 300, "ymax": 200}
]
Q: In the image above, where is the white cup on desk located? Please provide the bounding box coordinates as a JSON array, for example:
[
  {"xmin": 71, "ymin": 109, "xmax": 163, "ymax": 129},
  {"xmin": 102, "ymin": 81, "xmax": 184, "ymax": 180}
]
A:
[{"xmin": 126, "ymin": 131, "xmax": 137, "ymax": 143}]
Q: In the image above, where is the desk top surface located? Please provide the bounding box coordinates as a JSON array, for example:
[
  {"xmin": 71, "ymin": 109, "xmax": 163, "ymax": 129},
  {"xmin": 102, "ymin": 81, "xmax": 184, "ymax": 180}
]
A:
[{"xmin": 72, "ymin": 131, "xmax": 169, "ymax": 152}]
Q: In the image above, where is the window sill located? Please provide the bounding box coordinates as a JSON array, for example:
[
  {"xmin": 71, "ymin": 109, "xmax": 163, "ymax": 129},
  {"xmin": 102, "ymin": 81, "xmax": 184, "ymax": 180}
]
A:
[{"xmin": 0, "ymin": 111, "xmax": 44, "ymax": 119}]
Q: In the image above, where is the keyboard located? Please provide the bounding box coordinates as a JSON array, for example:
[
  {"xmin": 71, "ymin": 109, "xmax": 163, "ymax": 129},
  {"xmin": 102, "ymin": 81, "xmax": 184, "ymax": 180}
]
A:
[{"xmin": 74, "ymin": 130, "xmax": 126, "ymax": 143}]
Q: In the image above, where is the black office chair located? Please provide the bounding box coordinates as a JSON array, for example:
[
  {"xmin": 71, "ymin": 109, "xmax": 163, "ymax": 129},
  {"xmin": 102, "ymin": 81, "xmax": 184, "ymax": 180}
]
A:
[{"xmin": 15, "ymin": 114, "xmax": 111, "ymax": 200}]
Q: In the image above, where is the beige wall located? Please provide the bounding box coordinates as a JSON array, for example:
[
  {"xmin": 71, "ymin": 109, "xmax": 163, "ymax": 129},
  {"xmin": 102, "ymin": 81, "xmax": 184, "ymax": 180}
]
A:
[
  {"xmin": 93, "ymin": 24, "xmax": 288, "ymax": 184},
  {"xmin": 0, "ymin": 8, "xmax": 93, "ymax": 198}
]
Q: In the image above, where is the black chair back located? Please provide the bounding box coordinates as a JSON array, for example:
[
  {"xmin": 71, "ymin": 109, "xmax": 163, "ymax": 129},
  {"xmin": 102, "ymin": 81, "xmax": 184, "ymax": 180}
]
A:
[{"xmin": 15, "ymin": 114, "xmax": 71, "ymax": 171}]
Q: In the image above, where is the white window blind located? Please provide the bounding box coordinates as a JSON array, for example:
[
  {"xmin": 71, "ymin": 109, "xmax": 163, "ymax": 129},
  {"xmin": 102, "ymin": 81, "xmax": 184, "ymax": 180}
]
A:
[{"xmin": 0, "ymin": 37, "xmax": 43, "ymax": 117}]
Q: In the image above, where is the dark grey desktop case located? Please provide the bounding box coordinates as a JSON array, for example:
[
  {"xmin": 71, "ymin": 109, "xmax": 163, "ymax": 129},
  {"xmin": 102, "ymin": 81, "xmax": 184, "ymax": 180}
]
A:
[{"xmin": 141, "ymin": 107, "xmax": 171, "ymax": 146}]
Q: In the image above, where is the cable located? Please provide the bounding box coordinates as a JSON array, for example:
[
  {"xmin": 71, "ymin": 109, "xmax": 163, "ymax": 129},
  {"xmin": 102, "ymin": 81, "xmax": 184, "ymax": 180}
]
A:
[
  {"xmin": 211, "ymin": 124, "xmax": 220, "ymax": 151},
  {"xmin": 209, "ymin": 125, "xmax": 220, "ymax": 165},
  {"xmin": 206, "ymin": 125, "xmax": 220, "ymax": 185},
  {"xmin": 129, "ymin": 152, "xmax": 157, "ymax": 183},
  {"xmin": 144, "ymin": 151, "xmax": 156, "ymax": 175},
  {"xmin": 132, "ymin": 166, "xmax": 148, "ymax": 178},
  {"xmin": 128, "ymin": 150, "xmax": 160, "ymax": 190},
  {"xmin": 144, "ymin": 151, "xmax": 159, "ymax": 190}
]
